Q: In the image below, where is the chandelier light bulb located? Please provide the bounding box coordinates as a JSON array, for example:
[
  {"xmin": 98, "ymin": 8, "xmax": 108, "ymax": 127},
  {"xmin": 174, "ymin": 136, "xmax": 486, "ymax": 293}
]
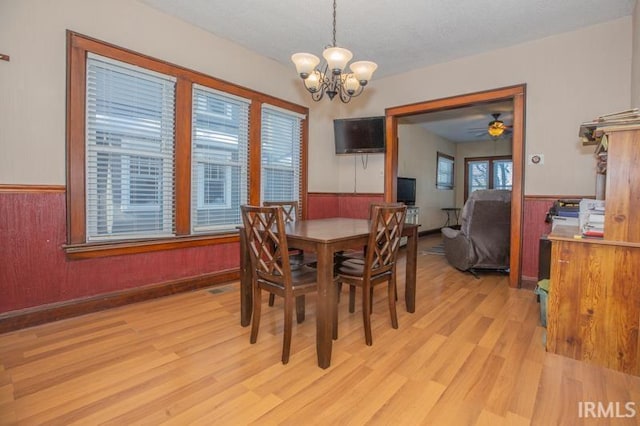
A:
[
  {"xmin": 304, "ymin": 71, "xmax": 323, "ymax": 93},
  {"xmin": 322, "ymin": 47, "xmax": 353, "ymax": 74},
  {"xmin": 350, "ymin": 61, "xmax": 377, "ymax": 84},
  {"xmin": 291, "ymin": 53, "xmax": 320, "ymax": 79},
  {"xmin": 343, "ymin": 74, "xmax": 359, "ymax": 94}
]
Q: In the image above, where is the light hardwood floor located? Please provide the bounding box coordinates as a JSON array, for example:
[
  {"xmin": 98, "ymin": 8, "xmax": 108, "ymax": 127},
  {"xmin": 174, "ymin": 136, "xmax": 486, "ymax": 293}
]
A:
[{"xmin": 1, "ymin": 235, "xmax": 639, "ymax": 425}]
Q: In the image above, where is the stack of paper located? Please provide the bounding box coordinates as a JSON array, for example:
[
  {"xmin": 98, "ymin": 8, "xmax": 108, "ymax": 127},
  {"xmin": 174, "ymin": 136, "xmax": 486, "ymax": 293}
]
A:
[{"xmin": 579, "ymin": 199, "xmax": 605, "ymax": 238}]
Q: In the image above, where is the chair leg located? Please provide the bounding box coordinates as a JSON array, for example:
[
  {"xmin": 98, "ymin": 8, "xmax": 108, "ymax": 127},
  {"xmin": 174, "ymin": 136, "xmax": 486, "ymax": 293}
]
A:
[
  {"xmin": 332, "ymin": 283, "xmax": 339, "ymax": 340},
  {"xmin": 296, "ymin": 295, "xmax": 306, "ymax": 324},
  {"xmin": 282, "ymin": 295, "xmax": 293, "ymax": 364},
  {"xmin": 336, "ymin": 282, "xmax": 342, "ymax": 303},
  {"xmin": 349, "ymin": 285, "xmax": 356, "ymax": 313},
  {"xmin": 250, "ymin": 286, "xmax": 262, "ymax": 344},
  {"xmin": 362, "ymin": 283, "xmax": 373, "ymax": 346},
  {"xmin": 370, "ymin": 287, "xmax": 374, "ymax": 313},
  {"xmin": 268, "ymin": 293, "xmax": 275, "ymax": 306},
  {"xmin": 388, "ymin": 277, "xmax": 398, "ymax": 329}
]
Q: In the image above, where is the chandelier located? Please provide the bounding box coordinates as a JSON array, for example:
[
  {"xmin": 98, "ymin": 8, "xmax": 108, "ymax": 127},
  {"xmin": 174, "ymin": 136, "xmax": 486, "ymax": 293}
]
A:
[{"xmin": 291, "ymin": 0, "xmax": 377, "ymax": 103}]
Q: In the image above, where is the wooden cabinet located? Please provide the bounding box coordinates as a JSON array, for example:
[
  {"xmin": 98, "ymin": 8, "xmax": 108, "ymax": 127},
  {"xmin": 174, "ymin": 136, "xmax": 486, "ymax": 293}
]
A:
[{"xmin": 547, "ymin": 126, "xmax": 640, "ymax": 375}]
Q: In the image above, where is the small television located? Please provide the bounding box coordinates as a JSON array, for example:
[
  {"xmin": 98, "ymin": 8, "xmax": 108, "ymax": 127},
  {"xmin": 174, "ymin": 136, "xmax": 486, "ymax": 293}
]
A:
[
  {"xmin": 397, "ymin": 177, "xmax": 416, "ymax": 206},
  {"xmin": 333, "ymin": 116, "xmax": 386, "ymax": 154}
]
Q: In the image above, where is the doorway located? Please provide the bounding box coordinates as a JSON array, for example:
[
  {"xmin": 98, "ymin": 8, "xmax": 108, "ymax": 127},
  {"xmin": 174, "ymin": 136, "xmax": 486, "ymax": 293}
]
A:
[{"xmin": 383, "ymin": 84, "xmax": 526, "ymax": 288}]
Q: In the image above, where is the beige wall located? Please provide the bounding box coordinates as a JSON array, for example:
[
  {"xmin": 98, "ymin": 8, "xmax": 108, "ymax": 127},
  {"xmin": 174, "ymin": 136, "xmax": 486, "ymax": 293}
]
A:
[
  {"xmin": 632, "ymin": 1, "xmax": 640, "ymax": 107},
  {"xmin": 0, "ymin": 0, "xmax": 343, "ymax": 189},
  {"xmin": 1, "ymin": 1, "xmax": 634, "ymax": 198},
  {"xmin": 398, "ymin": 124, "xmax": 456, "ymax": 230},
  {"xmin": 346, "ymin": 18, "xmax": 633, "ymax": 197}
]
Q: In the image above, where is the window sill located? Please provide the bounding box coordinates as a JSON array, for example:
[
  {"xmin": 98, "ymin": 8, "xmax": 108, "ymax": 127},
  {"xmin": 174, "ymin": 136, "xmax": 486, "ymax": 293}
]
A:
[{"xmin": 63, "ymin": 232, "xmax": 239, "ymax": 260}]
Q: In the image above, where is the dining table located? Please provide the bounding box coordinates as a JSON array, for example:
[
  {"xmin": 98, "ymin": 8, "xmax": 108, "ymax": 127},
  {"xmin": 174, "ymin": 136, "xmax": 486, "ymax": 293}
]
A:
[{"xmin": 238, "ymin": 217, "xmax": 419, "ymax": 369}]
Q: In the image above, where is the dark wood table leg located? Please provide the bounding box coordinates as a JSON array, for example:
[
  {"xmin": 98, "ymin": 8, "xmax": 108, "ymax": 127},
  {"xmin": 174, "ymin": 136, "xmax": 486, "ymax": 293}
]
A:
[
  {"xmin": 239, "ymin": 229, "xmax": 252, "ymax": 327},
  {"xmin": 315, "ymin": 244, "xmax": 334, "ymax": 369},
  {"xmin": 405, "ymin": 226, "xmax": 417, "ymax": 313}
]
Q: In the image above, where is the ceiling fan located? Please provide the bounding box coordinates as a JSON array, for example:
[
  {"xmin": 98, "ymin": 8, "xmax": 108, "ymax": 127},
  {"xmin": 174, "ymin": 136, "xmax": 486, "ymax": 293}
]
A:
[
  {"xmin": 487, "ymin": 113, "xmax": 511, "ymax": 137},
  {"xmin": 467, "ymin": 113, "xmax": 513, "ymax": 139}
]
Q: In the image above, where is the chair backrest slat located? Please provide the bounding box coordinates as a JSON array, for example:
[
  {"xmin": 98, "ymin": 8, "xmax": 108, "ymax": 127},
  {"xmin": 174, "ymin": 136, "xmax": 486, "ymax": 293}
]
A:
[
  {"xmin": 241, "ymin": 205, "xmax": 292, "ymax": 286},
  {"xmin": 365, "ymin": 205, "xmax": 407, "ymax": 277},
  {"xmin": 263, "ymin": 201, "xmax": 298, "ymax": 223}
]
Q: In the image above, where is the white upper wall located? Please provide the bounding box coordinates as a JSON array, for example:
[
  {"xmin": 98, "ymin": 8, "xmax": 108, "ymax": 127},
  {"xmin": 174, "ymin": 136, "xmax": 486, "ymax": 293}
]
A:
[
  {"xmin": 0, "ymin": 1, "xmax": 635, "ymax": 197},
  {"xmin": 398, "ymin": 124, "xmax": 456, "ymax": 230},
  {"xmin": 349, "ymin": 17, "xmax": 633, "ymax": 196},
  {"xmin": 0, "ymin": 0, "xmax": 341, "ymax": 188}
]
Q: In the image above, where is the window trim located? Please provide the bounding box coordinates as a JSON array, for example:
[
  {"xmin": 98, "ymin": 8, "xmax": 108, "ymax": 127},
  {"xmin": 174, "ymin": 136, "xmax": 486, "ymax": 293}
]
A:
[
  {"xmin": 435, "ymin": 152, "xmax": 455, "ymax": 190},
  {"xmin": 65, "ymin": 31, "xmax": 308, "ymax": 258},
  {"xmin": 463, "ymin": 155, "xmax": 513, "ymax": 202}
]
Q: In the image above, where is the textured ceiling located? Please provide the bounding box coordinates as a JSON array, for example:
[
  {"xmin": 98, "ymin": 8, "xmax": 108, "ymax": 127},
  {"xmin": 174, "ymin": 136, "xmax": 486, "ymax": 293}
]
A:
[{"xmin": 139, "ymin": 0, "xmax": 635, "ymax": 142}]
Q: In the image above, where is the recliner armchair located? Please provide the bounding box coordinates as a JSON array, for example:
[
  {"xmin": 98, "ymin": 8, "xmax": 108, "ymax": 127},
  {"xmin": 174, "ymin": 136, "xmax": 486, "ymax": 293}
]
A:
[{"xmin": 441, "ymin": 189, "xmax": 511, "ymax": 273}]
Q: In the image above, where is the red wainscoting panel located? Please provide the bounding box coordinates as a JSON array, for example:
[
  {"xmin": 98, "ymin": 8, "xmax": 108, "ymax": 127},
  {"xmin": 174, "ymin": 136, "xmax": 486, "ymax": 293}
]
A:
[
  {"xmin": 306, "ymin": 193, "xmax": 340, "ymax": 219},
  {"xmin": 1, "ymin": 189, "xmax": 562, "ymax": 313},
  {"xmin": 521, "ymin": 197, "xmax": 555, "ymax": 283},
  {"xmin": 307, "ymin": 193, "xmax": 384, "ymax": 219},
  {"xmin": 0, "ymin": 191, "xmax": 239, "ymax": 313},
  {"xmin": 338, "ymin": 194, "xmax": 384, "ymax": 218}
]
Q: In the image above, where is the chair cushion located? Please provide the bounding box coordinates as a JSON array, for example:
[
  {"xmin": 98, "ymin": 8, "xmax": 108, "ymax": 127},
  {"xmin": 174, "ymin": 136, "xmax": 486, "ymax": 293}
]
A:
[
  {"xmin": 335, "ymin": 260, "xmax": 365, "ymax": 277},
  {"xmin": 290, "ymin": 266, "xmax": 318, "ymax": 287}
]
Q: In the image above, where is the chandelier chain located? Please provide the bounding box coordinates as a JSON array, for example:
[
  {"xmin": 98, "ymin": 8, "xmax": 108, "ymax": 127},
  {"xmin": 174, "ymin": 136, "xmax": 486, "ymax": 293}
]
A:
[{"xmin": 332, "ymin": 0, "xmax": 337, "ymax": 47}]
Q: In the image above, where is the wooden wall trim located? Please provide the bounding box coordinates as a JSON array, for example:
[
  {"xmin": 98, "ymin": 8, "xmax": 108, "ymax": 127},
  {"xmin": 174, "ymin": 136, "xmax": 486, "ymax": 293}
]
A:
[
  {"xmin": 63, "ymin": 234, "xmax": 239, "ymax": 259},
  {"xmin": 385, "ymin": 84, "xmax": 527, "ymax": 288},
  {"xmin": 524, "ymin": 195, "xmax": 594, "ymax": 200},
  {"xmin": 0, "ymin": 185, "xmax": 65, "ymax": 193},
  {"xmin": 0, "ymin": 269, "xmax": 239, "ymax": 334},
  {"xmin": 308, "ymin": 192, "xmax": 384, "ymax": 197}
]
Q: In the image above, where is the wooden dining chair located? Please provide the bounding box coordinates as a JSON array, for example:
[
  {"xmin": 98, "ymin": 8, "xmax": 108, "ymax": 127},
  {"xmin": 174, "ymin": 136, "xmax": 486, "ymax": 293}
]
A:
[
  {"xmin": 336, "ymin": 202, "xmax": 404, "ymax": 266},
  {"xmin": 334, "ymin": 205, "xmax": 407, "ymax": 345},
  {"xmin": 240, "ymin": 205, "xmax": 318, "ymax": 364},
  {"xmin": 263, "ymin": 201, "xmax": 317, "ymax": 307},
  {"xmin": 335, "ymin": 202, "xmax": 404, "ymax": 304}
]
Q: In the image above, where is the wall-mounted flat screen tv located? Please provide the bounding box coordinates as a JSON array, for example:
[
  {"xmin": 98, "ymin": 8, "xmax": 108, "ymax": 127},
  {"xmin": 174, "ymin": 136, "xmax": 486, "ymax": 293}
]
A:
[
  {"xmin": 333, "ymin": 116, "xmax": 386, "ymax": 154},
  {"xmin": 397, "ymin": 177, "xmax": 416, "ymax": 206}
]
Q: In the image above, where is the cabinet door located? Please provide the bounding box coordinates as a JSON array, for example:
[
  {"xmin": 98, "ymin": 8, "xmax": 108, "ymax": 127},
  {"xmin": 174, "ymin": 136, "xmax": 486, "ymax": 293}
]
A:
[
  {"xmin": 547, "ymin": 240, "xmax": 640, "ymax": 375},
  {"xmin": 604, "ymin": 129, "xmax": 640, "ymax": 242}
]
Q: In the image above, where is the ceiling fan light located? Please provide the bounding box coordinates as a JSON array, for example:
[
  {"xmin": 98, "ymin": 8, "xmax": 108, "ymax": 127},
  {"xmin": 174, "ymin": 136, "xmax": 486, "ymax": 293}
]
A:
[
  {"xmin": 488, "ymin": 121, "xmax": 506, "ymax": 137},
  {"xmin": 291, "ymin": 53, "xmax": 320, "ymax": 79},
  {"xmin": 323, "ymin": 47, "xmax": 353, "ymax": 73}
]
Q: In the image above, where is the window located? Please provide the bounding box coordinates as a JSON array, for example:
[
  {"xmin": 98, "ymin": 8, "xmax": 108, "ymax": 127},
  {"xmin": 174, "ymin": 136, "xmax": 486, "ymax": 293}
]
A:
[
  {"xmin": 436, "ymin": 152, "xmax": 454, "ymax": 190},
  {"xmin": 66, "ymin": 32, "xmax": 307, "ymax": 257},
  {"xmin": 464, "ymin": 155, "xmax": 513, "ymax": 201},
  {"xmin": 86, "ymin": 55, "xmax": 176, "ymax": 241},
  {"xmin": 191, "ymin": 86, "xmax": 250, "ymax": 233},
  {"xmin": 260, "ymin": 105, "xmax": 304, "ymax": 206}
]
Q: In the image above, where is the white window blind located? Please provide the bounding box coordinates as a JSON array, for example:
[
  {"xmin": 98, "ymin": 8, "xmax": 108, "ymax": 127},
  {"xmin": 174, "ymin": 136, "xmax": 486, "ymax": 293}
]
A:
[
  {"xmin": 191, "ymin": 85, "xmax": 250, "ymax": 232},
  {"xmin": 86, "ymin": 54, "xmax": 176, "ymax": 241},
  {"xmin": 436, "ymin": 153, "xmax": 454, "ymax": 190},
  {"xmin": 260, "ymin": 105, "xmax": 303, "ymax": 210}
]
